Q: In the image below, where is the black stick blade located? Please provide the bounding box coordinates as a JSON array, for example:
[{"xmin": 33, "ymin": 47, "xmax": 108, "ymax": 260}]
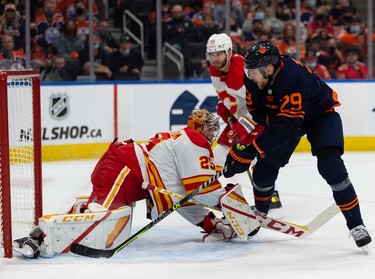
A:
[{"xmin": 70, "ymin": 243, "xmax": 115, "ymax": 258}]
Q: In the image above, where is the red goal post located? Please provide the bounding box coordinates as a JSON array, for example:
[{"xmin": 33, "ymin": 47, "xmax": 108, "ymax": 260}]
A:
[{"xmin": 0, "ymin": 70, "xmax": 42, "ymax": 258}]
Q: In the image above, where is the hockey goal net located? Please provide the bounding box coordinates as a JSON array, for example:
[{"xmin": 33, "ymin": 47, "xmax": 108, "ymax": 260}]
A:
[{"xmin": 0, "ymin": 70, "xmax": 42, "ymax": 258}]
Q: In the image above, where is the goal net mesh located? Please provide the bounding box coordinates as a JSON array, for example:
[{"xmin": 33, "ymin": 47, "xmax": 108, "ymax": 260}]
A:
[{"xmin": 1, "ymin": 73, "xmax": 41, "ymax": 257}]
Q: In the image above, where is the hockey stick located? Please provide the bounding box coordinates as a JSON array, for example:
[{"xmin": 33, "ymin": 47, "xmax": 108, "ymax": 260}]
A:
[
  {"xmin": 246, "ymin": 169, "xmax": 254, "ymax": 185},
  {"xmin": 146, "ymin": 184, "xmax": 340, "ymax": 238},
  {"xmin": 244, "ymin": 168, "xmax": 340, "ymax": 236},
  {"xmin": 144, "ymin": 183, "xmax": 219, "ymax": 210},
  {"xmin": 70, "ymin": 168, "xmax": 226, "ymax": 258}
]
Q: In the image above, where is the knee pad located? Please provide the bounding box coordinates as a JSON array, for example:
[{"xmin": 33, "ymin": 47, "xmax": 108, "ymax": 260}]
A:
[{"xmin": 317, "ymin": 147, "xmax": 348, "ymax": 185}]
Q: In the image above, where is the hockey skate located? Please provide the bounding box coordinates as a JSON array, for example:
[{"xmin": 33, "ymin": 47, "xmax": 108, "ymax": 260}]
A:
[
  {"xmin": 350, "ymin": 225, "xmax": 372, "ymax": 248},
  {"xmin": 12, "ymin": 237, "xmax": 41, "ymax": 259},
  {"xmin": 269, "ymin": 191, "xmax": 282, "ymax": 209},
  {"xmin": 249, "ymin": 191, "xmax": 282, "ymax": 213}
]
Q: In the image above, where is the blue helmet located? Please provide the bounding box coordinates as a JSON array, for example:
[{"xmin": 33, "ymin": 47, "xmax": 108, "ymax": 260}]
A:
[{"xmin": 244, "ymin": 40, "xmax": 281, "ymax": 69}]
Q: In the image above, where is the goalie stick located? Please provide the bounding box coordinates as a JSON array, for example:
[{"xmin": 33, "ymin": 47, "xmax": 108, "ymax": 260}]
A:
[
  {"xmin": 70, "ymin": 168, "xmax": 226, "ymax": 258},
  {"xmin": 145, "ymin": 184, "xmax": 340, "ymax": 238}
]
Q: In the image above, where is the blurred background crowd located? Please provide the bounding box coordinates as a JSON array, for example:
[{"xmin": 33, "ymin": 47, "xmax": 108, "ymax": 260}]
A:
[{"xmin": 0, "ymin": 0, "xmax": 373, "ymax": 81}]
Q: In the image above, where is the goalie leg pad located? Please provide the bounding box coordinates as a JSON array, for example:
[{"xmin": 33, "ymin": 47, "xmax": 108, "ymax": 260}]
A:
[
  {"xmin": 38, "ymin": 205, "xmax": 133, "ymax": 257},
  {"xmin": 220, "ymin": 184, "xmax": 260, "ymax": 239}
]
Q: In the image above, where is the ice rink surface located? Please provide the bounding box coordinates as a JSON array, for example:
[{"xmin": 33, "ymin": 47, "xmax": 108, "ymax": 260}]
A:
[{"xmin": 1, "ymin": 152, "xmax": 374, "ymax": 279}]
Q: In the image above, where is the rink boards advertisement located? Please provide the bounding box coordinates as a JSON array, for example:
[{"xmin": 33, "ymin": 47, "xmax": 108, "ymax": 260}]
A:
[{"xmin": 40, "ymin": 81, "xmax": 375, "ymax": 160}]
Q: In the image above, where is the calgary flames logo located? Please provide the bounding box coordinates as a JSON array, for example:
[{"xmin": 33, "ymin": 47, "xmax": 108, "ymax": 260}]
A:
[{"xmin": 259, "ymin": 45, "xmax": 267, "ymax": 54}]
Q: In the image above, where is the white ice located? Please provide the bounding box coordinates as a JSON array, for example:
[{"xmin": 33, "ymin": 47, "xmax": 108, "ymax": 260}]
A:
[{"xmin": 1, "ymin": 152, "xmax": 374, "ymax": 279}]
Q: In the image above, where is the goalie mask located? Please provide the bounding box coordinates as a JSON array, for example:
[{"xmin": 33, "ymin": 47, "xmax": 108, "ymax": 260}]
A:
[
  {"xmin": 206, "ymin": 33, "xmax": 233, "ymax": 69},
  {"xmin": 187, "ymin": 109, "xmax": 220, "ymax": 144}
]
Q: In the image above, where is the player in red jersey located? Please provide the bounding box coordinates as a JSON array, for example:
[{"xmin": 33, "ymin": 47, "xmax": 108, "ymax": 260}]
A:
[
  {"xmin": 223, "ymin": 40, "xmax": 371, "ymax": 249},
  {"xmin": 206, "ymin": 33, "xmax": 282, "ymax": 209}
]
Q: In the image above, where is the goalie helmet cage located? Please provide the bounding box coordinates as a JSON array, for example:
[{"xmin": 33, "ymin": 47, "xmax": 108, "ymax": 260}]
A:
[{"xmin": 0, "ymin": 70, "xmax": 42, "ymax": 258}]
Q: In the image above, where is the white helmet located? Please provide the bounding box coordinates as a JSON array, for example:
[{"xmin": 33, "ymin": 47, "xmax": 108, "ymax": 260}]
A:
[{"xmin": 206, "ymin": 33, "xmax": 233, "ymax": 63}]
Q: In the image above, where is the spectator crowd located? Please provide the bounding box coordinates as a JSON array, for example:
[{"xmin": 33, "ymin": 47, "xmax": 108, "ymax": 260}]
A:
[
  {"xmin": 0, "ymin": 0, "xmax": 144, "ymax": 81},
  {"xmin": 0, "ymin": 0, "xmax": 373, "ymax": 81}
]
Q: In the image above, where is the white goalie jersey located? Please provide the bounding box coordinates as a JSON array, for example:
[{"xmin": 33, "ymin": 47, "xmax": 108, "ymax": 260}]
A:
[{"xmin": 135, "ymin": 127, "xmax": 226, "ymax": 225}]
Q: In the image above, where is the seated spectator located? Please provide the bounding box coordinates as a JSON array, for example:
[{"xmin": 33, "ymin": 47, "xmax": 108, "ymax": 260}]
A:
[
  {"xmin": 0, "ymin": 33, "xmax": 25, "ymax": 70},
  {"xmin": 211, "ymin": 0, "xmax": 245, "ymax": 32},
  {"xmin": 184, "ymin": 0, "xmax": 205, "ymax": 28},
  {"xmin": 147, "ymin": 0, "xmax": 172, "ymax": 59},
  {"xmin": 332, "ymin": 5, "xmax": 355, "ymax": 28},
  {"xmin": 75, "ymin": 1, "xmax": 97, "ymax": 42},
  {"xmin": 277, "ymin": 5, "xmax": 295, "ymax": 22},
  {"xmin": 42, "ymin": 53, "xmax": 77, "ymax": 82},
  {"xmin": 242, "ymin": 19, "xmax": 264, "ymax": 42},
  {"xmin": 277, "ymin": 22, "xmax": 306, "ymax": 59},
  {"xmin": 0, "ymin": 2, "xmax": 23, "ymax": 49},
  {"xmin": 110, "ymin": 34, "xmax": 144, "ymax": 81},
  {"xmin": 329, "ymin": 0, "xmax": 357, "ymax": 26},
  {"xmin": 189, "ymin": 13, "xmax": 219, "ymax": 42},
  {"xmin": 338, "ymin": 16, "xmax": 375, "ymax": 60},
  {"xmin": 39, "ymin": 44, "xmax": 58, "ymax": 78},
  {"xmin": 325, "ymin": 37, "xmax": 344, "ymax": 78},
  {"xmin": 63, "ymin": 0, "xmax": 98, "ymax": 21},
  {"xmin": 336, "ymin": 46, "xmax": 368, "ymax": 79},
  {"xmin": 164, "ymin": 4, "xmax": 193, "ymax": 53},
  {"xmin": 35, "ymin": 0, "xmax": 65, "ymax": 46},
  {"xmin": 78, "ymin": 31, "xmax": 112, "ymax": 81},
  {"xmin": 57, "ymin": 19, "xmax": 85, "ymax": 58},
  {"xmin": 228, "ymin": 16, "xmax": 242, "ymax": 42},
  {"xmin": 300, "ymin": 0, "xmax": 316, "ymax": 25},
  {"xmin": 29, "ymin": 22, "xmax": 49, "ymax": 71},
  {"xmin": 303, "ymin": 53, "xmax": 332, "ymax": 80},
  {"xmin": 97, "ymin": 19, "xmax": 119, "ymax": 54},
  {"xmin": 30, "ymin": 0, "xmax": 45, "ymax": 21},
  {"xmin": 148, "ymin": 0, "xmax": 172, "ymax": 25},
  {"xmin": 111, "ymin": 0, "xmax": 130, "ymax": 28},
  {"xmin": 307, "ymin": 6, "xmax": 334, "ymax": 39}
]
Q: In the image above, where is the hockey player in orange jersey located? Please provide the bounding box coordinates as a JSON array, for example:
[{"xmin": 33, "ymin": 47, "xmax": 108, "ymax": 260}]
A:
[
  {"xmin": 206, "ymin": 33, "xmax": 281, "ymax": 209},
  {"xmin": 12, "ymin": 110, "xmax": 258, "ymax": 259}
]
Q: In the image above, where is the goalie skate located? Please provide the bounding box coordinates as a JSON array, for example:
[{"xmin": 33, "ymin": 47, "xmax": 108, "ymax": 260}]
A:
[{"xmin": 12, "ymin": 238, "xmax": 41, "ymax": 259}]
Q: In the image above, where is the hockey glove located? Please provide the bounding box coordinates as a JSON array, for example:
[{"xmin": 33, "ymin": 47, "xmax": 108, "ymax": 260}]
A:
[
  {"xmin": 231, "ymin": 117, "xmax": 264, "ymax": 144},
  {"xmin": 199, "ymin": 212, "xmax": 236, "ymax": 242},
  {"xmin": 224, "ymin": 143, "xmax": 257, "ymax": 178},
  {"xmin": 217, "ymin": 100, "xmax": 232, "ymax": 124}
]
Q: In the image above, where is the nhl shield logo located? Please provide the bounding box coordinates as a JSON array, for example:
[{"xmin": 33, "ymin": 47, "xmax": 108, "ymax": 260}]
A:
[{"xmin": 49, "ymin": 93, "xmax": 69, "ymax": 120}]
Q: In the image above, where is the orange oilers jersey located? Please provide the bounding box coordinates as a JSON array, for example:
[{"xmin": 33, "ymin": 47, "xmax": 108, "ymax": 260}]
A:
[
  {"xmin": 134, "ymin": 128, "xmax": 225, "ymax": 225},
  {"xmin": 209, "ymin": 54, "xmax": 254, "ymax": 122}
]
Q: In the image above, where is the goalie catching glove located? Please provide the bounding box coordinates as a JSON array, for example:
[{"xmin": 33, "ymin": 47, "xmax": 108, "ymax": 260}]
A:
[
  {"xmin": 199, "ymin": 212, "xmax": 236, "ymax": 242},
  {"xmin": 224, "ymin": 143, "xmax": 258, "ymax": 178}
]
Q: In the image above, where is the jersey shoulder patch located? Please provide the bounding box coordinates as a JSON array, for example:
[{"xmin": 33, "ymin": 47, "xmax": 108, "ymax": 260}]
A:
[{"xmin": 183, "ymin": 128, "xmax": 213, "ymax": 156}]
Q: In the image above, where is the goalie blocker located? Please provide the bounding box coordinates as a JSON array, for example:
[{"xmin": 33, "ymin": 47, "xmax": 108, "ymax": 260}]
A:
[{"xmin": 202, "ymin": 183, "xmax": 260, "ymax": 241}]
